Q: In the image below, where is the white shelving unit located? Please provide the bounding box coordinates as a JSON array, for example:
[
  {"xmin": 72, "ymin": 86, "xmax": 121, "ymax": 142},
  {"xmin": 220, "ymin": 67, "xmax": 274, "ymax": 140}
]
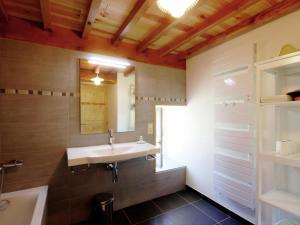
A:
[
  {"xmin": 260, "ymin": 190, "xmax": 300, "ymax": 217},
  {"xmin": 259, "ymin": 152, "xmax": 300, "ymax": 169},
  {"xmin": 256, "ymin": 51, "xmax": 300, "ymax": 225}
]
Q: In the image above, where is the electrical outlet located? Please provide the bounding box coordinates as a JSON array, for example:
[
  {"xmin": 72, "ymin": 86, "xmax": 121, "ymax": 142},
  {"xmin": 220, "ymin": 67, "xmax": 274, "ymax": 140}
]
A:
[{"xmin": 147, "ymin": 122, "xmax": 153, "ymax": 135}]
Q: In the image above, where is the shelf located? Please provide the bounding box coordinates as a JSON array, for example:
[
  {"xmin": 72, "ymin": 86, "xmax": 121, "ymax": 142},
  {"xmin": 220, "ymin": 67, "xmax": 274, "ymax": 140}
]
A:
[
  {"xmin": 255, "ymin": 51, "xmax": 300, "ymax": 74},
  {"xmin": 260, "ymin": 101, "xmax": 300, "ymax": 107},
  {"xmin": 259, "ymin": 152, "xmax": 300, "ymax": 168},
  {"xmin": 255, "ymin": 51, "xmax": 300, "ymax": 67},
  {"xmin": 260, "ymin": 190, "xmax": 300, "ymax": 217}
]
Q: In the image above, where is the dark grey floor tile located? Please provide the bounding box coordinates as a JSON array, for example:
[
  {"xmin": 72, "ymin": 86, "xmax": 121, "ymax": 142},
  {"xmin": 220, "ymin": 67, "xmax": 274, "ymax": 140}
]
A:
[
  {"xmin": 220, "ymin": 218, "xmax": 242, "ymax": 225},
  {"xmin": 113, "ymin": 210, "xmax": 131, "ymax": 225},
  {"xmin": 136, "ymin": 214, "xmax": 175, "ymax": 225},
  {"xmin": 193, "ymin": 200, "xmax": 228, "ymax": 222},
  {"xmin": 177, "ymin": 189, "xmax": 201, "ymax": 203},
  {"xmin": 153, "ymin": 193, "xmax": 188, "ymax": 212},
  {"xmin": 124, "ymin": 201, "xmax": 162, "ymax": 224},
  {"xmin": 166, "ymin": 205, "xmax": 216, "ymax": 225}
]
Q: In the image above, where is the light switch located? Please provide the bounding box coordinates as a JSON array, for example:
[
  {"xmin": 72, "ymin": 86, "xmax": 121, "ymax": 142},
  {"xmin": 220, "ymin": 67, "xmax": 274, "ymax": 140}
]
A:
[{"xmin": 147, "ymin": 122, "xmax": 153, "ymax": 135}]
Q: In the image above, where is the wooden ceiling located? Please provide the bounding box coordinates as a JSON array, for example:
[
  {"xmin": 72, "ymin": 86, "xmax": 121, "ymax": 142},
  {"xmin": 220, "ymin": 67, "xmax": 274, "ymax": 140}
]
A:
[{"xmin": 0, "ymin": 0, "xmax": 300, "ymax": 69}]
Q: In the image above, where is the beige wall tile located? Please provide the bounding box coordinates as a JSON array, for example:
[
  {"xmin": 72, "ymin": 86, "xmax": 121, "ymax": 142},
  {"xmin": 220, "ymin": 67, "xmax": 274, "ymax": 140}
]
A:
[
  {"xmin": 0, "ymin": 95, "xmax": 69, "ymax": 124},
  {"xmin": 0, "ymin": 123, "xmax": 67, "ymax": 153},
  {"xmin": 0, "ymin": 59, "xmax": 71, "ymax": 91}
]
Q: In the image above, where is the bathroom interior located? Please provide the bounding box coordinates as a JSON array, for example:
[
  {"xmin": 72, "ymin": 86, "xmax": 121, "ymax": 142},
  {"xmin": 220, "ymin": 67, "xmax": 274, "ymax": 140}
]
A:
[{"xmin": 0, "ymin": 0, "xmax": 300, "ymax": 225}]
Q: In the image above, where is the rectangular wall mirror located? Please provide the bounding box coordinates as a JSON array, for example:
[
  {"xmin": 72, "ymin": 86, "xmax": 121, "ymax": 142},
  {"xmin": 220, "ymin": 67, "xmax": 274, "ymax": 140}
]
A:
[{"xmin": 79, "ymin": 58, "xmax": 135, "ymax": 134}]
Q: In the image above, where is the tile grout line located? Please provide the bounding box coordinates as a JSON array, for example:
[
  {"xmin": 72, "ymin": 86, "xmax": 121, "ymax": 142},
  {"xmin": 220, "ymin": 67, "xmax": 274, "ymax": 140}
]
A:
[
  {"xmin": 133, "ymin": 200, "xmax": 164, "ymax": 225},
  {"xmin": 121, "ymin": 208, "xmax": 134, "ymax": 225},
  {"xmin": 133, "ymin": 204, "xmax": 237, "ymax": 225},
  {"xmin": 123, "ymin": 200, "xmax": 164, "ymax": 225},
  {"xmin": 185, "ymin": 189, "xmax": 249, "ymax": 225},
  {"xmin": 176, "ymin": 191, "xmax": 231, "ymax": 224},
  {"xmin": 76, "ymin": 191, "xmax": 237, "ymax": 225},
  {"xmin": 218, "ymin": 216, "xmax": 231, "ymax": 223},
  {"xmin": 131, "ymin": 201, "xmax": 170, "ymax": 225},
  {"xmin": 175, "ymin": 192, "xmax": 199, "ymax": 204},
  {"xmin": 191, "ymin": 200, "xmax": 228, "ymax": 224},
  {"xmin": 214, "ymin": 216, "xmax": 232, "ymax": 225},
  {"xmin": 132, "ymin": 195, "xmax": 193, "ymax": 225},
  {"xmin": 191, "ymin": 202, "xmax": 221, "ymax": 224},
  {"xmin": 123, "ymin": 191, "xmax": 232, "ymax": 225},
  {"xmin": 175, "ymin": 192, "xmax": 223, "ymax": 224},
  {"xmin": 176, "ymin": 191, "xmax": 232, "ymax": 225},
  {"xmin": 151, "ymin": 199, "xmax": 164, "ymax": 213}
]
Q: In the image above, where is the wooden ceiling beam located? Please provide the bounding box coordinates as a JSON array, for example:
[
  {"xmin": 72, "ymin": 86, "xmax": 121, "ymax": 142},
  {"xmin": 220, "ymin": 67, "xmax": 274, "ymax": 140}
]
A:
[
  {"xmin": 0, "ymin": 0, "xmax": 8, "ymax": 22},
  {"xmin": 159, "ymin": 0, "xmax": 260, "ymax": 56},
  {"xmin": 181, "ymin": 0, "xmax": 300, "ymax": 58},
  {"xmin": 137, "ymin": 16, "xmax": 177, "ymax": 52},
  {"xmin": 111, "ymin": 0, "xmax": 153, "ymax": 46},
  {"xmin": 0, "ymin": 17, "xmax": 185, "ymax": 69},
  {"xmin": 136, "ymin": 0, "xmax": 205, "ymax": 53},
  {"xmin": 39, "ymin": 0, "xmax": 52, "ymax": 30},
  {"xmin": 82, "ymin": 0, "xmax": 103, "ymax": 39}
]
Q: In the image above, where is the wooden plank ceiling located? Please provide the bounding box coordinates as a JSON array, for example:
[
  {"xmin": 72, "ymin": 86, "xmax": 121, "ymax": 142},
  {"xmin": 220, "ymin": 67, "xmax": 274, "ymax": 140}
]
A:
[{"xmin": 0, "ymin": 0, "xmax": 300, "ymax": 69}]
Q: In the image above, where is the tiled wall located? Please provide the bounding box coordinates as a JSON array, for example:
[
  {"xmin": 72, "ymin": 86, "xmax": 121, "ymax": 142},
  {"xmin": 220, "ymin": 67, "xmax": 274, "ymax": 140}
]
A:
[{"xmin": 0, "ymin": 39, "xmax": 186, "ymax": 225}]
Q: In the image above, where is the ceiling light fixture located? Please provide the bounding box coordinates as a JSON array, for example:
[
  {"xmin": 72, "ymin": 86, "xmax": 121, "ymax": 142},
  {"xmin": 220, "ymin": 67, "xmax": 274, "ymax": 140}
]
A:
[
  {"xmin": 88, "ymin": 57, "xmax": 130, "ymax": 69},
  {"xmin": 157, "ymin": 0, "xmax": 199, "ymax": 18},
  {"xmin": 91, "ymin": 73, "xmax": 104, "ymax": 86}
]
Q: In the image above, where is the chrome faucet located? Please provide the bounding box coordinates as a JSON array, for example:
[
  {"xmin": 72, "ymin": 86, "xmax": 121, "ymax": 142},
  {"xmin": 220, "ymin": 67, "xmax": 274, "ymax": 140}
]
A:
[
  {"xmin": 108, "ymin": 129, "xmax": 114, "ymax": 145},
  {"xmin": 1, "ymin": 160, "xmax": 23, "ymax": 169}
]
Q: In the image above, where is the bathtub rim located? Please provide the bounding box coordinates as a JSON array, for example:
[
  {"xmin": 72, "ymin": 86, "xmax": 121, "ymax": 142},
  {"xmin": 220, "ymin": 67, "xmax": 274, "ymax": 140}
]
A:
[{"xmin": 0, "ymin": 186, "xmax": 48, "ymax": 225}]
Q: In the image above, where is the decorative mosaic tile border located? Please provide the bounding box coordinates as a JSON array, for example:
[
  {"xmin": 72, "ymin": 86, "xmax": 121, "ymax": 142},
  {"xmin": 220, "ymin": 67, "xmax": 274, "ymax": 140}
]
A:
[
  {"xmin": 0, "ymin": 89, "xmax": 186, "ymax": 103},
  {"xmin": 0, "ymin": 88, "xmax": 79, "ymax": 97},
  {"xmin": 135, "ymin": 96, "xmax": 186, "ymax": 104}
]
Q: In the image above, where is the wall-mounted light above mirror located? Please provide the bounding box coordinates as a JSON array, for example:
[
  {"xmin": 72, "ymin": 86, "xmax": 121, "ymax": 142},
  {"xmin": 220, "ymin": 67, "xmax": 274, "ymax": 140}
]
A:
[{"xmin": 79, "ymin": 57, "xmax": 135, "ymax": 134}]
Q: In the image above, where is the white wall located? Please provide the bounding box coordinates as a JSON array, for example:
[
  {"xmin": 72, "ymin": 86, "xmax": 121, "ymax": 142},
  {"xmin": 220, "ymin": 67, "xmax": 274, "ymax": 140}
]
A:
[{"xmin": 174, "ymin": 10, "xmax": 300, "ymax": 222}]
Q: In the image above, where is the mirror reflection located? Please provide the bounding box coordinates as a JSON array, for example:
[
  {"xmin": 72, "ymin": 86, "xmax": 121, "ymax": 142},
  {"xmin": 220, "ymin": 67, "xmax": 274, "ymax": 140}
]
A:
[{"xmin": 79, "ymin": 58, "xmax": 135, "ymax": 134}]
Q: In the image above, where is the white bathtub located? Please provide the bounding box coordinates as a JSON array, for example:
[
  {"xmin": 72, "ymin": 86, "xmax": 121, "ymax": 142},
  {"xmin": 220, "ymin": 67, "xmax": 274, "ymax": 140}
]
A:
[{"xmin": 0, "ymin": 186, "xmax": 48, "ymax": 225}]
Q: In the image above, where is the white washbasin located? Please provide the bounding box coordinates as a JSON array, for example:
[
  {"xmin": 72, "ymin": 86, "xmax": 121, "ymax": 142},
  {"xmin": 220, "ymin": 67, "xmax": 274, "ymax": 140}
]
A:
[{"xmin": 67, "ymin": 142, "xmax": 160, "ymax": 166}]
